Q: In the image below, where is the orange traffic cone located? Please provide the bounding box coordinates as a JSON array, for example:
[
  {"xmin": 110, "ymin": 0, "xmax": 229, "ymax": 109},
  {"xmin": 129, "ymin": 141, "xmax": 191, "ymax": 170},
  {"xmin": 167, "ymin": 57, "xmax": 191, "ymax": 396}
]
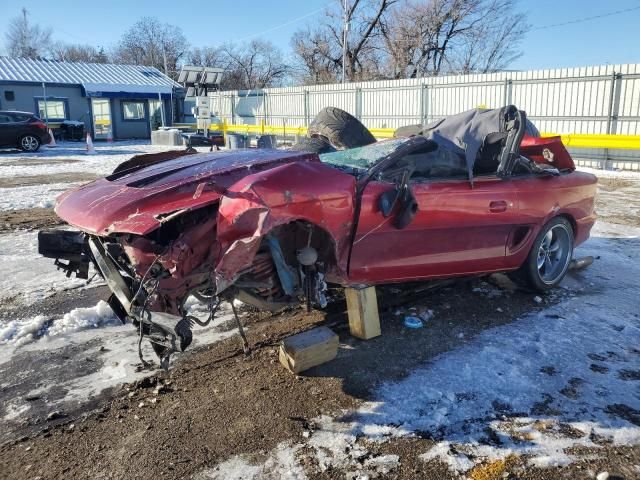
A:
[
  {"xmin": 85, "ymin": 133, "xmax": 96, "ymax": 155},
  {"xmin": 106, "ymin": 128, "xmax": 113, "ymax": 143},
  {"xmin": 47, "ymin": 128, "xmax": 57, "ymax": 147}
]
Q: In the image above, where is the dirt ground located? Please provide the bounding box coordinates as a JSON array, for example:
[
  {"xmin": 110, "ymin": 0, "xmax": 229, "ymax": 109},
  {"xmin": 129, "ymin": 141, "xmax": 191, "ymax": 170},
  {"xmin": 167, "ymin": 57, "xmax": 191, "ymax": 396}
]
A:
[
  {"xmin": 1, "ymin": 272, "xmax": 636, "ymax": 480},
  {"xmin": 0, "ymin": 208, "xmax": 65, "ymax": 233}
]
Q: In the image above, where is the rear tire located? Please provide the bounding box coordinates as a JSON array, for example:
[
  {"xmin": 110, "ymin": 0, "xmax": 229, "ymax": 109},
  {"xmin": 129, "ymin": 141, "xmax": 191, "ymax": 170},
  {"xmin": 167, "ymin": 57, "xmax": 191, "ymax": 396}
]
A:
[
  {"xmin": 19, "ymin": 134, "xmax": 41, "ymax": 152},
  {"xmin": 520, "ymin": 217, "xmax": 574, "ymax": 291}
]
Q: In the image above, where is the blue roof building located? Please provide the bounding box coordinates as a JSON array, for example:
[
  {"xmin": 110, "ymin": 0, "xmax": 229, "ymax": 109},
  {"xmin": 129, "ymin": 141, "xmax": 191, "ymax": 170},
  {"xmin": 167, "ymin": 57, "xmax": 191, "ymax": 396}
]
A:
[{"xmin": 0, "ymin": 57, "xmax": 184, "ymax": 140}]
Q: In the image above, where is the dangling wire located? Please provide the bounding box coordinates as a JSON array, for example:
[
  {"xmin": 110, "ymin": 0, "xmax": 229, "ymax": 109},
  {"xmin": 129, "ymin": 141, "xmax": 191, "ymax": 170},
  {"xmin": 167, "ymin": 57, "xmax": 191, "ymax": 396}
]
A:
[
  {"xmin": 231, "ymin": 300, "xmax": 250, "ymax": 355},
  {"xmin": 136, "ymin": 277, "xmax": 159, "ymax": 368}
]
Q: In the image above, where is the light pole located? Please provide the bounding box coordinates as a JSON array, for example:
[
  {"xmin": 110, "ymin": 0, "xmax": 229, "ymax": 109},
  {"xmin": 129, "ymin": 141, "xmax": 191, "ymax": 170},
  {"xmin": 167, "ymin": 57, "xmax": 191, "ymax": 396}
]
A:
[{"xmin": 342, "ymin": 0, "xmax": 349, "ymax": 83}]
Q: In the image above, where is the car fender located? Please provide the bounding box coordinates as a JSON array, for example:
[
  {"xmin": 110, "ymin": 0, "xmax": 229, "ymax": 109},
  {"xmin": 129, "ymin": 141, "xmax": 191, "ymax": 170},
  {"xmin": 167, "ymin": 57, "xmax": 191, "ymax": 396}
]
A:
[{"xmin": 214, "ymin": 161, "xmax": 356, "ymax": 290}]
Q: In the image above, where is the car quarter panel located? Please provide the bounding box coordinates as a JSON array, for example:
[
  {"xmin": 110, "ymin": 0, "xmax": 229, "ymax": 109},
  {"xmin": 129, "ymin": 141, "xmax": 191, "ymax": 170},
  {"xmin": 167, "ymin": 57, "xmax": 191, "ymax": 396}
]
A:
[{"xmin": 505, "ymin": 171, "xmax": 598, "ymax": 269}]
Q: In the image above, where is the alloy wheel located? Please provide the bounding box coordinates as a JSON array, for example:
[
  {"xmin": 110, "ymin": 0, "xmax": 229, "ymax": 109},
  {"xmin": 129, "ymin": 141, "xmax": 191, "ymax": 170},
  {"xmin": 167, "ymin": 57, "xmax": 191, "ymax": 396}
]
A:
[
  {"xmin": 536, "ymin": 224, "xmax": 572, "ymax": 284},
  {"xmin": 21, "ymin": 135, "xmax": 39, "ymax": 151}
]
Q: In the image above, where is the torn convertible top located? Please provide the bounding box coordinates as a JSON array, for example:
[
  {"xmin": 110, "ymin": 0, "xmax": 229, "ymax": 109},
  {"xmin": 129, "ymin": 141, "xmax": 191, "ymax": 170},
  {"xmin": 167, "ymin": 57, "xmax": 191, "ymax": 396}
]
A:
[{"xmin": 413, "ymin": 106, "xmax": 520, "ymax": 180}]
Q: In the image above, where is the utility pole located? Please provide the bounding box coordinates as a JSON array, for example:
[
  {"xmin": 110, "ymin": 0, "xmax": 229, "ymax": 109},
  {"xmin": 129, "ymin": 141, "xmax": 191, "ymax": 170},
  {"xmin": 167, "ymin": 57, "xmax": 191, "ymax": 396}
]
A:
[{"xmin": 342, "ymin": 0, "xmax": 349, "ymax": 83}]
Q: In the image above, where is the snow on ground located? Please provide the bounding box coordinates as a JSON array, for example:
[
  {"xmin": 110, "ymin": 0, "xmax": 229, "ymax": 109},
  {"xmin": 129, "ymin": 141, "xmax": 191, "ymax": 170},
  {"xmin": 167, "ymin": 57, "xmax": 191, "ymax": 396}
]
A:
[
  {"xmin": 0, "ymin": 182, "xmax": 78, "ymax": 210},
  {"xmin": 0, "ymin": 300, "xmax": 118, "ymax": 350},
  {"xmin": 0, "ymin": 230, "xmax": 88, "ymax": 303},
  {"xmin": 199, "ymin": 224, "xmax": 640, "ymax": 478},
  {"xmin": 0, "ymin": 297, "xmax": 238, "ymax": 426},
  {"xmin": 0, "ymin": 141, "xmax": 211, "ymax": 179}
]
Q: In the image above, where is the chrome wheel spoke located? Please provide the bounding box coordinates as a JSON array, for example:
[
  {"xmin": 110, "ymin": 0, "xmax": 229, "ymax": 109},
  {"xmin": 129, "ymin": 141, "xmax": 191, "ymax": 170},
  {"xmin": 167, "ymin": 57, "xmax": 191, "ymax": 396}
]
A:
[{"xmin": 537, "ymin": 224, "xmax": 572, "ymax": 284}]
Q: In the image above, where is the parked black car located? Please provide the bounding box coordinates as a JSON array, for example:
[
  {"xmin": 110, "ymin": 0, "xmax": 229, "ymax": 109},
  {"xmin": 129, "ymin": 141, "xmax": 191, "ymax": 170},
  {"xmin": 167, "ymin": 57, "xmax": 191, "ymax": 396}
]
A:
[{"xmin": 0, "ymin": 111, "xmax": 50, "ymax": 152}]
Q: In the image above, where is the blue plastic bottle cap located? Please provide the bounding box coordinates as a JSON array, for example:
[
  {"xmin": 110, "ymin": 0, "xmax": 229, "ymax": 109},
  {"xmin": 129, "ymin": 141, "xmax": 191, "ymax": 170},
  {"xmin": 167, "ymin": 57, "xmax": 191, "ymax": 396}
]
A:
[{"xmin": 404, "ymin": 316, "xmax": 423, "ymax": 329}]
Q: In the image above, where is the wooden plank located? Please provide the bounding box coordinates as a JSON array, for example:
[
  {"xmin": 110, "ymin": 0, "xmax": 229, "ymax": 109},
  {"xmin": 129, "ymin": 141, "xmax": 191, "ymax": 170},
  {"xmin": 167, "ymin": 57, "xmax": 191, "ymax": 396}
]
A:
[
  {"xmin": 345, "ymin": 286, "xmax": 381, "ymax": 340},
  {"xmin": 279, "ymin": 326, "xmax": 338, "ymax": 374}
]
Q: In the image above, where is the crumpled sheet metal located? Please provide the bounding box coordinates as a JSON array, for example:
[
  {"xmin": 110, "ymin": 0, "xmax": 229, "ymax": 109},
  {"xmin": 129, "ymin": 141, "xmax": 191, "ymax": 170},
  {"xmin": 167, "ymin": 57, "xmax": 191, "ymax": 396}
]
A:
[
  {"xmin": 214, "ymin": 160, "xmax": 357, "ymax": 291},
  {"xmin": 121, "ymin": 160, "xmax": 356, "ymax": 306},
  {"xmin": 122, "ymin": 218, "xmax": 221, "ymax": 313}
]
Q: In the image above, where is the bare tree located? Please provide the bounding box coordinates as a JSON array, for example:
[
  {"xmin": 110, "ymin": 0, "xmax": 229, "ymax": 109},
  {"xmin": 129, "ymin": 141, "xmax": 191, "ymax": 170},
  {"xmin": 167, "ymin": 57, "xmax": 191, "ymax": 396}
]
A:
[
  {"xmin": 451, "ymin": 1, "xmax": 528, "ymax": 73},
  {"xmin": 112, "ymin": 17, "xmax": 189, "ymax": 78},
  {"xmin": 381, "ymin": 0, "xmax": 528, "ymax": 77},
  {"xmin": 5, "ymin": 8, "xmax": 52, "ymax": 59},
  {"xmin": 291, "ymin": 0, "xmax": 396, "ymax": 84},
  {"xmin": 218, "ymin": 40, "xmax": 289, "ymax": 90},
  {"xmin": 50, "ymin": 43, "xmax": 109, "ymax": 63},
  {"xmin": 187, "ymin": 47, "xmax": 225, "ymax": 68}
]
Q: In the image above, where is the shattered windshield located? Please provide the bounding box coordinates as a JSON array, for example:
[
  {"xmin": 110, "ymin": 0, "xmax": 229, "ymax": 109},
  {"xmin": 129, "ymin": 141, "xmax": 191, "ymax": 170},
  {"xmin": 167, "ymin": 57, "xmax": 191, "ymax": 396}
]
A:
[{"xmin": 319, "ymin": 138, "xmax": 407, "ymax": 170}]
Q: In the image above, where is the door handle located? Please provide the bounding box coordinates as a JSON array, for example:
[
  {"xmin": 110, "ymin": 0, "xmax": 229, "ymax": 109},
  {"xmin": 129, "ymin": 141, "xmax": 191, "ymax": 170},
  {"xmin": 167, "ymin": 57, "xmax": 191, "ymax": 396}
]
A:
[{"xmin": 489, "ymin": 200, "xmax": 508, "ymax": 213}]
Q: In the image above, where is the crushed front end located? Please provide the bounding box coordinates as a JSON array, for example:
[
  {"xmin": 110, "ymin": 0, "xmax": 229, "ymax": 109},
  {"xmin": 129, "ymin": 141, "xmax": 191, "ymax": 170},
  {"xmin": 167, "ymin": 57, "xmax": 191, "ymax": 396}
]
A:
[
  {"xmin": 38, "ymin": 149, "xmax": 353, "ymax": 368},
  {"xmin": 39, "ymin": 205, "xmax": 224, "ymax": 368},
  {"xmin": 39, "ymin": 209, "xmax": 331, "ymax": 368}
]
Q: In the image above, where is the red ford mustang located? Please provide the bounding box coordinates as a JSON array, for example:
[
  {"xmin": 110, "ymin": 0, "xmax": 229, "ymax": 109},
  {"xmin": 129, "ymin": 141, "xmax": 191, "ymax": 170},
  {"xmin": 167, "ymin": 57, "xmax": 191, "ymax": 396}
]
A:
[{"xmin": 39, "ymin": 106, "xmax": 597, "ymax": 366}]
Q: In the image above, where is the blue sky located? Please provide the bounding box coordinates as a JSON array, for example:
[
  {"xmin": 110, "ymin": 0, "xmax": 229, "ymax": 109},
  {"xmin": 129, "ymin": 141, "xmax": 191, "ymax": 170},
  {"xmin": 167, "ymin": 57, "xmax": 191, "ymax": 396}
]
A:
[{"xmin": 3, "ymin": 0, "xmax": 639, "ymax": 71}]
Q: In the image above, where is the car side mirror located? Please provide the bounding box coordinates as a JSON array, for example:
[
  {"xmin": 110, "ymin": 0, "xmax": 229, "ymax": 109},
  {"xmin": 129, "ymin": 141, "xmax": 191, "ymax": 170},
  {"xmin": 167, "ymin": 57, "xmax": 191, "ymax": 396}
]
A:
[
  {"xmin": 394, "ymin": 184, "xmax": 418, "ymax": 229},
  {"xmin": 379, "ymin": 188, "xmax": 400, "ymax": 218},
  {"xmin": 377, "ymin": 168, "xmax": 418, "ymax": 229},
  {"xmin": 378, "ymin": 167, "xmax": 411, "ymax": 218}
]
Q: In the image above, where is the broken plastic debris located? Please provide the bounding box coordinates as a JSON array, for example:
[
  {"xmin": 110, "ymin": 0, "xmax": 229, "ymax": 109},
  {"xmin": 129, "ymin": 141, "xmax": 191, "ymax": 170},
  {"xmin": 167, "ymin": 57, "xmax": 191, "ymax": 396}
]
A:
[{"xmin": 404, "ymin": 316, "xmax": 423, "ymax": 329}]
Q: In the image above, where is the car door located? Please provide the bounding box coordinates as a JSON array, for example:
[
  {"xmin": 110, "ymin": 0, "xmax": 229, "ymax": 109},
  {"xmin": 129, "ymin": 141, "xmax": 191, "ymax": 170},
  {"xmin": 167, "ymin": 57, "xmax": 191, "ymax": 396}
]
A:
[
  {"xmin": 348, "ymin": 165, "xmax": 522, "ymax": 285},
  {"xmin": 0, "ymin": 113, "xmax": 16, "ymax": 146}
]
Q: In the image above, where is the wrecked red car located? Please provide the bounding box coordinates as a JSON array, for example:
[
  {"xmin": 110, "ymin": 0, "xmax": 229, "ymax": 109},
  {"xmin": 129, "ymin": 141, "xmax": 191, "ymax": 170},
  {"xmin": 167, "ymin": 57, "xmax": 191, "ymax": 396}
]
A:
[{"xmin": 39, "ymin": 106, "xmax": 597, "ymax": 367}]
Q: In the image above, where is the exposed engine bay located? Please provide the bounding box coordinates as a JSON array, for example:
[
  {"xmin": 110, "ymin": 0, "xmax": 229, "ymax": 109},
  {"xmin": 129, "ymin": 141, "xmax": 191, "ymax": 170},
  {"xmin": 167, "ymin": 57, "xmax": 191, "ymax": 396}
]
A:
[{"xmin": 40, "ymin": 215, "xmax": 332, "ymax": 369}]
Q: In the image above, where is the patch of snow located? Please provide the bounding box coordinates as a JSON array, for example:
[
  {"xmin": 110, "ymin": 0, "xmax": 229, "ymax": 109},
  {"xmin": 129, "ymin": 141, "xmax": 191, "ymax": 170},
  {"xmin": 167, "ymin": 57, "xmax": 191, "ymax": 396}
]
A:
[
  {"xmin": 1, "ymin": 299, "xmax": 240, "ymax": 420},
  {"xmin": 419, "ymin": 442, "xmax": 475, "ymax": 472},
  {"xmin": 195, "ymin": 442, "xmax": 307, "ymax": 480},
  {"xmin": 200, "ymin": 231, "xmax": 640, "ymax": 476},
  {"xmin": 0, "ymin": 300, "xmax": 119, "ymax": 348},
  {"xmin": 0, "ymin": 182, "xmax": 78, "ymax": 211},
  {"xmin": 3, "ymin": 401, "xmax": 30, "ymax": 421}
]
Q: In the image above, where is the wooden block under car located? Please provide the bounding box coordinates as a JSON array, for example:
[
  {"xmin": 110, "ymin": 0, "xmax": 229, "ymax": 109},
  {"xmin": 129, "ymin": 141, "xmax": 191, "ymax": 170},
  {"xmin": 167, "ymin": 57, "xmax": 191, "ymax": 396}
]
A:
[
  {"xmin": 345, "ymin": 286, "xmax": 381, "ymax": 340},
  {"xmin": 279, "ymin": 327, "xmax": 339, "ymax": 374}
]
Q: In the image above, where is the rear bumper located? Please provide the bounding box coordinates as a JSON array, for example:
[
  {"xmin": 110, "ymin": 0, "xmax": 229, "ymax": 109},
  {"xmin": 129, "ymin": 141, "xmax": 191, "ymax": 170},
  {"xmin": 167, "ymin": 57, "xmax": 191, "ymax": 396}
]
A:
[{"xmin": 575, "ymin": 213, "xmax": 597, "ymax": 247}]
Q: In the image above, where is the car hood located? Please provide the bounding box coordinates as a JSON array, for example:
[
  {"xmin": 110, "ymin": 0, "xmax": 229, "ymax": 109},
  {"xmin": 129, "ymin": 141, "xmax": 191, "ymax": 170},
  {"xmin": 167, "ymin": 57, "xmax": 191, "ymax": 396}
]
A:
[{"xmin": 55, "ymin": 148, "xmax": 320, "ymax": 235}]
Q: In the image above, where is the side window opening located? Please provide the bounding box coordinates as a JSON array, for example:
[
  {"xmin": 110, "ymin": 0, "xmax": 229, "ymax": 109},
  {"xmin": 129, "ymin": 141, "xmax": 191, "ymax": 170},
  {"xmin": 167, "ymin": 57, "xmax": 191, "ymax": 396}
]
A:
[
  {"xmin": 4, "ymin": 91, "xmax": 15, "ymax": 101},
  {"xmin": 392, "ymin": 145, "xmax": 467, "ymax": 182}
]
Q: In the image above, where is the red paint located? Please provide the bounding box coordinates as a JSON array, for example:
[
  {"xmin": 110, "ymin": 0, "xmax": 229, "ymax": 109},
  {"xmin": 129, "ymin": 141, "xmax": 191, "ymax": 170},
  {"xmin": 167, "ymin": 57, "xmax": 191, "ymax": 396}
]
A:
[
  {"xmin": 54, "ymin": 138, "xmax": 596, "ymax": 300},
  {"xmin": 55, "ymin": 149, "xmax": 319, "ymax": 235},
  {"xmin": 520, "ymin": 135, "xmax": 575, "ymax": 170}
]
